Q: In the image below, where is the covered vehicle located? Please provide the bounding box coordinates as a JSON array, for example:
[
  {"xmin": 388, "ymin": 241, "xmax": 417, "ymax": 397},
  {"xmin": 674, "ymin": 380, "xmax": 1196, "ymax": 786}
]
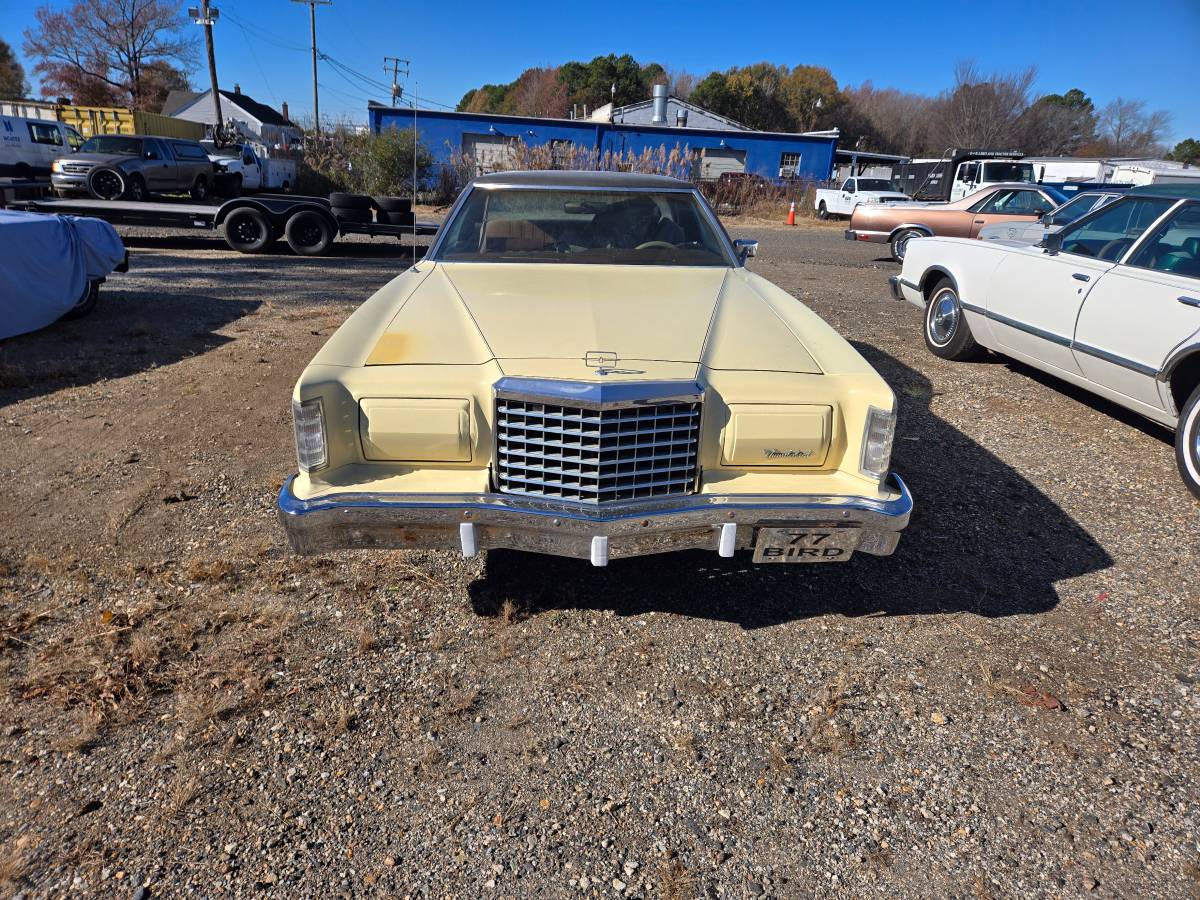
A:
[
  {"xmin": 278, "ymin": 170, "xmax": 912, "ymax": 568},
  {"xmin": 0, "ymin": 209, "xmax": 127, "ymax": 339}
]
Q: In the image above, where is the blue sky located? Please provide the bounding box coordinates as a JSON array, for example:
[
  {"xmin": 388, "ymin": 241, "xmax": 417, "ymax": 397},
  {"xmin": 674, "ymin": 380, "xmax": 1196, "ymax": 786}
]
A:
[{"xmin": 2, "ymin": 0, "xmax": 1197, "ymax": 143}]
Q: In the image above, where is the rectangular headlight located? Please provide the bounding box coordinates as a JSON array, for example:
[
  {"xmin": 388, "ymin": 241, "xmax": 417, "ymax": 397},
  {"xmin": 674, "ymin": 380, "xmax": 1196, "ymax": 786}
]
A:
[
  {"xmin": 292, "ymin": 398, "xmax": 327, "ymax": 471},
  {"xmin": 860, "ymin": 405, "xmax": 896, "ymax": 480}
]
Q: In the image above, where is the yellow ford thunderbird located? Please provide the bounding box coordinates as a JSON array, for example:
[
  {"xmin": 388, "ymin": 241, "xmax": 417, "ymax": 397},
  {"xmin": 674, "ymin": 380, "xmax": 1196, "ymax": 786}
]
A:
[{"xmin": 277, "ymin": 171, "xmax": 911, "ymax": 566}]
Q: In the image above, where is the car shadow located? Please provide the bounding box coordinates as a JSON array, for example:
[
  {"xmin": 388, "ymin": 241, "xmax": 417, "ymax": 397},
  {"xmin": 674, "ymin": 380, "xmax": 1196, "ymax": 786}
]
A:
[
  {"xmin": 467, "ymin": 346, "xmax": 1113, "ymax": 627},
  {"xmin": 1002, "ymin": 358, "xmax": 1174, "ymax": 447},
  {"xmin": 0, "ymin": 289, "xmax": 259, "ymax": 406}
]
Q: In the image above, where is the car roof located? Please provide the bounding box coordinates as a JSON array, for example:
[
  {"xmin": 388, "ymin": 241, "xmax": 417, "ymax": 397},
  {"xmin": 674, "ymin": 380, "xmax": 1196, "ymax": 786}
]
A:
[
  {"xmin": 472, "ymin": 170, "xmax": 694, "ymax": 190},
  {"xmin": 1125, "ymin": 183, "xmax": 1200, "ymax": 201}
]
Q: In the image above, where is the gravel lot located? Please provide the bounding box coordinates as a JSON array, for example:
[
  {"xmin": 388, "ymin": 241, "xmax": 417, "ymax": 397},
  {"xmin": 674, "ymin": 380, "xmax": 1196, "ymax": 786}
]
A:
[{"xmin": 0, "ymin": 218, "xmax": 1197, "ymax": 899}]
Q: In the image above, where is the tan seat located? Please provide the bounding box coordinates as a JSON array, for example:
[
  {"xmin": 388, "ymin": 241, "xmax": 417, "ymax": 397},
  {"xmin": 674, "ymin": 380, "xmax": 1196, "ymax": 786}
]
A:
[{"xmin": 482, "ymin": 219, "xmax": 554, "ymax": 252}]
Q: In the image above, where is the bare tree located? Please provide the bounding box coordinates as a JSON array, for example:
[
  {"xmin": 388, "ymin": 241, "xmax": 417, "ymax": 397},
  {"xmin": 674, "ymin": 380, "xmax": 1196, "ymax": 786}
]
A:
[
  {"xmin": 664, "ymin": 67, "xmax": 699, "ymax": 100},
  {"xmin": 933, "ymin": 61, "xmax": 1036, "ymax": 149},
  {"xmin": 24, "ymin": 0, "xmax": 196, "ymax": 110},
  {"xmin": 844, "ymin": 82, "xmax": 938, "ymax": 156},
  {"xmin": 1094, "ymin": 98, "xmax": 1171, "ymax": 156}
]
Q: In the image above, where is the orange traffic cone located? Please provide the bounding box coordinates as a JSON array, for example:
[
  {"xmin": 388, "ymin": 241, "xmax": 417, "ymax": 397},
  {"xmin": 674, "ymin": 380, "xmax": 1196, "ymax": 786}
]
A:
[{"xmin": 786, "ymin": 200, "xmax": 796, "ymax": 226}]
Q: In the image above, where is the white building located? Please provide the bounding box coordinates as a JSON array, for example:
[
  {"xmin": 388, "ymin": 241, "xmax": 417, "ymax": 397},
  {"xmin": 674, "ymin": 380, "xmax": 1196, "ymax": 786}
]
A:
[{"xmin": 162, "ymin": 86, "xmax": 301, "ymax": 149}]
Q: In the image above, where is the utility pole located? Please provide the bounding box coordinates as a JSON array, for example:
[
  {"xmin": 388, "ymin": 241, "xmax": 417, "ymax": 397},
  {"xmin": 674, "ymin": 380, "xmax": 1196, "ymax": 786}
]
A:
[
  {"xmin": 292, "ymin": 0, "xmax": 332, "ymax": 132},
  {"xmin": 188, "ymin": 3, "xmax": 222, "ymax": 133},
  {"xmin": 383, "ymin": 56, "xmax": 409, "ymax": 106}
]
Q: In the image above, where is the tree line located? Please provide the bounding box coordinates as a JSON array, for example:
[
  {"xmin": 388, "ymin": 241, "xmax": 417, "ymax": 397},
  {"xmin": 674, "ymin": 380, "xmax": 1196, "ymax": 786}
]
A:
[
  {"xmin": 1, "ymin": 0, "xmax": 193, "ymax": 113},
  {"xmin": 457, "ymin": 56, "xmax": 1196, "ymax": 164}
]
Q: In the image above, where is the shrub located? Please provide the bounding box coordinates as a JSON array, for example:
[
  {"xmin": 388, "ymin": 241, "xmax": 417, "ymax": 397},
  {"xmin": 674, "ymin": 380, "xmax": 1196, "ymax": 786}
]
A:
[{"xmin": 296, "ymin": 124, "xmax": 434, "ymax": 198}]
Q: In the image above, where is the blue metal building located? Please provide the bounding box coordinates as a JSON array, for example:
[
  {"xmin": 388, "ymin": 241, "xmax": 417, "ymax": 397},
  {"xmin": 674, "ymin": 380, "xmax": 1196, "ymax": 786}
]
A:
[{"xmin": 367, "ymin": 105, "xmax": 838, "ymax": 185}]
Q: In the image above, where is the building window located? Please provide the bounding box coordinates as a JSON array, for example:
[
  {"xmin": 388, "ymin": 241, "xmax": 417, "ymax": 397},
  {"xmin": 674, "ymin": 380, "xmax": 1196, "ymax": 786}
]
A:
[{"xmin": 779, "ymin": 152, "xmax": 802, "ymax": 177}]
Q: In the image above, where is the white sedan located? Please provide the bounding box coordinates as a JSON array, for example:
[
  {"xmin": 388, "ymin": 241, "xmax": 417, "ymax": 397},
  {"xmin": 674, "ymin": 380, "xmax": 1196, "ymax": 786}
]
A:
[
  {"xmin": 977, "ymin": 190, "xmax": 1123, "ymax": 245},
  {"xmin": 890, "ymin": 187, "xmax": 1200, "ymax": 497}
]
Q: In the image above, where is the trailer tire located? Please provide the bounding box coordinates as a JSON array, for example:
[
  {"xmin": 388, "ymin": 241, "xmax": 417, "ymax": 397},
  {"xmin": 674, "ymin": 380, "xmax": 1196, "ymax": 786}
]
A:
[
  {"xmin": 87, "ymin": 166, "xmax": 127, "ymax": 201},
  {"xmin": 381, "ymin": 210, "xmax": 414, "ymax": 226},
  {"xmin": 329, "ymin": 192, "xmax": 373, "ymax": 210},
  {"xmin": 331, "ymin": 207, "xmax": 372, "ymax": 224},
  {"xmin": 374, "ymin": 196, "xmax": 412, "ymax": 213},
  {"xmin": 222, "ymin": 207, "xmax": 273, "ymax": 253},
  {"xmin": 284, "ymin": 210, "xmax": 335, "ymax": 256}
]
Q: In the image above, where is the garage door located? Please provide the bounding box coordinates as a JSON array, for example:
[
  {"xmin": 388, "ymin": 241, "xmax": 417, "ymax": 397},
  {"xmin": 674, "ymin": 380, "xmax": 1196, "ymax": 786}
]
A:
[
  {"xmin": 463, "ymin": 133, "xmax": 517, "ymax": 176},
  {"xmin": 700, "ymin": 148, "xmax": 747, "ymax": 180}
]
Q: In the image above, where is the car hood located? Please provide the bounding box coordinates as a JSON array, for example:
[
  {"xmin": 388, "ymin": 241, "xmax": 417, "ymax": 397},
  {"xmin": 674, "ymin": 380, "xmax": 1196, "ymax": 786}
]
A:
[
  {"xmin": 860, "ymin": 192, "xmax": 914, "ymax": 202},
  {"xmin": 356, "ymin": 262, "xmax": 823, "ymax": 377}
]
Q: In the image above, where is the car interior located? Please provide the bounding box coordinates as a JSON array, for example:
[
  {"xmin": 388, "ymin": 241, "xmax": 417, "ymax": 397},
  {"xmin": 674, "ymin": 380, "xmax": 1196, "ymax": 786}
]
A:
[{"xmin": 439, "ymin": 190, "xmax": 728, "ymax": 264}]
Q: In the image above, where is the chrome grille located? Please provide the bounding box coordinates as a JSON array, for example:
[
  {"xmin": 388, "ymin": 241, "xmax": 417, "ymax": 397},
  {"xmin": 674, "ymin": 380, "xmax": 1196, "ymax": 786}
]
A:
[
  {"xmin": 62, "ymin": 163, "xmax": 94, "ymax": 174},
  {"xmin": 495, "ymin": 391, "xmax": 702, "ymax": 504}
]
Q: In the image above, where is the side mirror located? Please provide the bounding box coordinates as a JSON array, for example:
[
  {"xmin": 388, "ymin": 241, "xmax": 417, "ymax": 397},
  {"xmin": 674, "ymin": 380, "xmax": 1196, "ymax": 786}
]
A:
[
  {"xmin": 1041, "ymin": 231, "xmax": 1063, "ymax": 255},
  {"xmin": 734, "ymin": 239, "xmax": 758, "ymax": 262}
]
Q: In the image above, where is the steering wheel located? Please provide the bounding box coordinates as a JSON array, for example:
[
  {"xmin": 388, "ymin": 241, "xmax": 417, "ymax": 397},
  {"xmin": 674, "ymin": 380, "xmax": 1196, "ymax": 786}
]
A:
[
  {"xmin": 1097, "ymin": 238, "xmax": 1132, "ymax": 260},
  {"xmin": 634, "ymin": 240, "xmax": 676, "ymax": 251}
]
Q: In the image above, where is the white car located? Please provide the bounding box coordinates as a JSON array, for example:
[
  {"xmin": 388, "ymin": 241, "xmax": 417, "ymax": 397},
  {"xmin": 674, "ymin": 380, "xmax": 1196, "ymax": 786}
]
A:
[
  {"xmin": 890, "ymin": 186, "xmax": 1200, "ymax": 496},
  {"xmin": 815, "ymin": 177, "xmax": 911, "ymax": 219},
  {"xmin": 977, "ymin": 190, "xmax": 1124, "ymax": 245}
]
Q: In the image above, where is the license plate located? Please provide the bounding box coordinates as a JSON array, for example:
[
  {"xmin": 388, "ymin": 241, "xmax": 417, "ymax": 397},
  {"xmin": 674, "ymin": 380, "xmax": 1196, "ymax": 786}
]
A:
[{"xmin": 752, "ymin": 527, "xmax": 860, "ymax": 563}]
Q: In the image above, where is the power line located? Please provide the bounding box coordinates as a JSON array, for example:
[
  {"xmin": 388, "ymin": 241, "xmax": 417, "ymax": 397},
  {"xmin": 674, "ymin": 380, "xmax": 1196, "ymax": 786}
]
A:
[{"xmin": 221, "ymin": 9, "xmax": 308, "ymax": 52}]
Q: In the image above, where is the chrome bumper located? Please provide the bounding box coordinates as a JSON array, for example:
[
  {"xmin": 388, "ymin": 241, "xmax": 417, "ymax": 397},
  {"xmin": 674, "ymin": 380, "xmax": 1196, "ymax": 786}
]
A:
[
  {"xmin": 844, "ymin": 228, "xmax": 888, "ymax": 244},
  {"xmin": 888, "ymin": 275, "xmax": 905, "ymax": 301},
  {"xmin": 276, "ymin": 474, "xmax": 913, "ymax": 566}
]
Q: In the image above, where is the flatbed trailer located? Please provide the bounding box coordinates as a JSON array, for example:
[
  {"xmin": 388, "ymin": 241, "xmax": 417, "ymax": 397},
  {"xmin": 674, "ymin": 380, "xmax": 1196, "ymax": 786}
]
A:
[{"xmin": 13, "ymin": 193, "xmax": 439, "ymax": 257}]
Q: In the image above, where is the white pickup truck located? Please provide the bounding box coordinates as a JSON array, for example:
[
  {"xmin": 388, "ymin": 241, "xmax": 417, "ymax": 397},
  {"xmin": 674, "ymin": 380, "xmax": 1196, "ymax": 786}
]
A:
[
  {"xmin": 815, "ymin": 177, "xmax": 912, "ymax": 219},
  {"xmin": 201, "ymin": 141, "xmax": 296, "ymax": 195}
]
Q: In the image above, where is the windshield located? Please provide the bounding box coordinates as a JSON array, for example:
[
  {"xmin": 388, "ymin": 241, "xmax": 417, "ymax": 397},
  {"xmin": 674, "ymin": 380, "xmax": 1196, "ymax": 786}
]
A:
[
  {"xmin": 982, "ymin": 162, "xmax": 1035, "ymax": 184},
  {"xmin": 855, "ymin": 179, "xmax": 894, "ymax": 192},
  {"xmin": 78, "ymin": 136, "xmax": 142, "ymax": 156},
  {"xmin": 200, "ymin": 141, "xmax": 242, "ymax": 158},
  {"xmin": 1050, "ymin": 193, "xmax": 1108, "ymax": 224},
  {"xmin": 434, "ymin": 188, "xmax": 731, "ymax": 266}
]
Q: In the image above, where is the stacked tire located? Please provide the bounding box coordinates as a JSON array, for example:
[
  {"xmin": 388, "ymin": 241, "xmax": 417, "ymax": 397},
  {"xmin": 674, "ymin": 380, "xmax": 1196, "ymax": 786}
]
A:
[
  {"xmin": 329, "ymin": 192, "xmax": 373, "ymax": 224},
  {"xmin": 374, "ymin": 196, "xmax": 414, "ymax": 227}
]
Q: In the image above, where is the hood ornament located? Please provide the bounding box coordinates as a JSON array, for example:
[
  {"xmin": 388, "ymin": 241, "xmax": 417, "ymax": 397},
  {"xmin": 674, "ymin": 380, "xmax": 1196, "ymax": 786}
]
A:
[{"xmin": 585, "ymin": 350, "xmax": 619, "ymax": 375}]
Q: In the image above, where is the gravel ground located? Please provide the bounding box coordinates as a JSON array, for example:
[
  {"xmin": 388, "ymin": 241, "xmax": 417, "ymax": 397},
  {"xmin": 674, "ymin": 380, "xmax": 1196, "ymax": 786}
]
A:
[{"xmin": 0, "ymin": 218, "xmax": 1197, "ymax": 899}]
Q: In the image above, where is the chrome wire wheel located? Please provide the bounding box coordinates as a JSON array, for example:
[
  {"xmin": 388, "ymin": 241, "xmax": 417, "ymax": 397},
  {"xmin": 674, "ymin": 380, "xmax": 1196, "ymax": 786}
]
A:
[{"xmin": 927, "ymin": 289, "xmax": 960, "ymax": 346}]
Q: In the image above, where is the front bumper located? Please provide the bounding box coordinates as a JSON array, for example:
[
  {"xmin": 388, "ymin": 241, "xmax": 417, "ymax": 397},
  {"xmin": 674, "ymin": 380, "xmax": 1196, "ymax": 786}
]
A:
[
  {"xmin": 276, "ymin": 474, "xmax": 913, "ymax": 566},
  {"xmin": 51, "ymin": 173, "xmax": 90, "ymax": 191},
  {"xmin": 844, "ymin": 228, "xmax": 889, "ymax": 244}
]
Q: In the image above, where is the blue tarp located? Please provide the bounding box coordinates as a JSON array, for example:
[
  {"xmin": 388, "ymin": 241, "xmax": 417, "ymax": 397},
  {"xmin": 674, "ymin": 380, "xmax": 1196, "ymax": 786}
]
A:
[{"xmin": 0, "ymin": 210, "xmax": 126, "ymax": 339}]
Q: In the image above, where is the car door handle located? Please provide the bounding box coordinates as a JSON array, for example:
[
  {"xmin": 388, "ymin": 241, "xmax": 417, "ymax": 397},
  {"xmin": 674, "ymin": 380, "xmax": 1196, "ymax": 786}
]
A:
[
  {"xmin": 1072, "ymin": 273, "xmax": 1090, "ymax": 282},
  {"xmin": 1180, "ymin": 296, "xmax": 1200, "ymax": 308},
  {"xmin": 974, "ymin": 219, "xmax": 985, "ymax": 224}
]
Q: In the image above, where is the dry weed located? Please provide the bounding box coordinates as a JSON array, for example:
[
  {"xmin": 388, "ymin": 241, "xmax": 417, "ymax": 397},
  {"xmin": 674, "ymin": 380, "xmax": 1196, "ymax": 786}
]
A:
[
  {"xmin": 658, "ymin": 857, "xmax": 694, "ymax": 900},
  {"xmin": 51, "ymin": 707, "xmax": 102, "ymax": 754},
  {"xmin": 357, "ymin": 628, "xmax": 378, "ymax": 654}
]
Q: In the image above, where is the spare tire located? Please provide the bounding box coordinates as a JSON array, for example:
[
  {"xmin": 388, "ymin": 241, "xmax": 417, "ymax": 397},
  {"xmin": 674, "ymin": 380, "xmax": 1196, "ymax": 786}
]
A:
[
  {"xmin": 374, "ymin": 196, "xmax": 412, "ymax": 214},
  {"xmin": 331, "ymin": 207, "xmax": 372, "ymax": 224},
  {"xmin": 222, "ymin": 207, "xmax": 273, "ymax": 253},
  {"xmin": 381, "ymin": 210, "xmax": 414, "ymax": 227},
  {"xmin": 284, "ymin": 210, "xmax": 334, "ymax": 256},
  {"xmin": 87, "ymin": 166, "xmax": 127, "ymax": 201},
  {"xmin": 328, "ymin": 192, "xmax": 373, "ymax": 210}
]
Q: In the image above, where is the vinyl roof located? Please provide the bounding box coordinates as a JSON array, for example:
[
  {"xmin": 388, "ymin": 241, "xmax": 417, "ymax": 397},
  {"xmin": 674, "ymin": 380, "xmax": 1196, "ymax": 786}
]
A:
[{"xmin": 471, "ymin": 170, "xmax": 693, "ymax": 189}]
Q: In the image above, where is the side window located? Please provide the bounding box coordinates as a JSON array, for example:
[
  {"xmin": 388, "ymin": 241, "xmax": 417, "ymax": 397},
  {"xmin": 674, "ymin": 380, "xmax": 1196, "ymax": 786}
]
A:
[
  {"xmin": 1059, "ymin": 198, "xmax": 1174, "ymax": 261},
  {"xmin": 973, "ymin": 189, "xmax": 1020, "ymax": 214},
  {"xmin": 844, "ymin": 180, "xmax": 855, "ymax": 194},
  {"xmin": 1126, "ymin": 204, "xmax": 1200, "ymax": 277},
  {"xmin": 65, "ymin": 127, "xmax": 84, "ymax": 150},
  {"xmin": 143, "ymin": 139, "xmax": 161, "ymax": 160},
  {"xmin": 959, "ymin": 162, "xmax": 979, "ymax": 183},
  {"xmin": 28, "ymin": 122, "xmax": 63, "ymax": 146},
  {"xmin": 169, "ymin": 141, "xmax": 207, "ymax": 160}
]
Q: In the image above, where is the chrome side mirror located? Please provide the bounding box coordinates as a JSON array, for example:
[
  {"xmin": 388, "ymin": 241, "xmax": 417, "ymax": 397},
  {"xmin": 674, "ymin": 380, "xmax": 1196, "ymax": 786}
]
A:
[{"xmin": 734, "ymin": 239, "xmax": 758, "ymax": 263}]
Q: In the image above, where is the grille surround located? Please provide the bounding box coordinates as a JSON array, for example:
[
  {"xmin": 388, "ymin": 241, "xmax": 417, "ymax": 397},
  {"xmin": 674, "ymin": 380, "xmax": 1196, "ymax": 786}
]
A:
[{"xmin": 493, "ymin": 378, "xmax": 703, "ymax": 505}]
